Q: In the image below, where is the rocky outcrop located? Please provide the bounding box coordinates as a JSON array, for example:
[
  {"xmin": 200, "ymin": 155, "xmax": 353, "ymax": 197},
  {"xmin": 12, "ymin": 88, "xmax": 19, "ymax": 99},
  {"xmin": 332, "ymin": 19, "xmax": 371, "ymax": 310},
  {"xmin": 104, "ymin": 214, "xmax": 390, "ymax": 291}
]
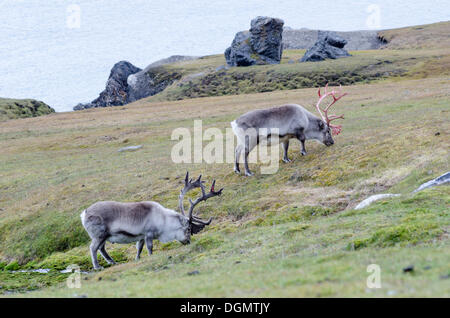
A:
[
  {"xmin": 74, "ymin": 58, "xmax": 186, "ymax": 110},
  {"xmin": 300, "ymin": 31, "xmax": 350, "ymax": 62},
  {"xmin": 225, "ymin": 16, "xmax": 284, "ymax": 67},
  {"xmin": 74, "ymin": 61, "xmax": 141, "ymax": 110},
  {"xmin": 300, "ymin": 31, "xmax": 351, "ymax": 62},
  {"xmin": 0, "ymin": 98, "xmax": 55, "ymax": 121}
]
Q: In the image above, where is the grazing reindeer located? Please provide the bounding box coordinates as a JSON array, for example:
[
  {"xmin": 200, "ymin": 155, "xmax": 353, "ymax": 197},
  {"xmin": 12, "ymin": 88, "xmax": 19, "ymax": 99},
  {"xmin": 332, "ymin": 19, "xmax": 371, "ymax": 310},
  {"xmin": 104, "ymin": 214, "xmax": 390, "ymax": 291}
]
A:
[
  {"xmin": 81, "ymin": 172, "xmax": 223, "ymax": 270},
  {"xmin": 231, "ymin": 84, "xmax": 346, "ymax": 176}
]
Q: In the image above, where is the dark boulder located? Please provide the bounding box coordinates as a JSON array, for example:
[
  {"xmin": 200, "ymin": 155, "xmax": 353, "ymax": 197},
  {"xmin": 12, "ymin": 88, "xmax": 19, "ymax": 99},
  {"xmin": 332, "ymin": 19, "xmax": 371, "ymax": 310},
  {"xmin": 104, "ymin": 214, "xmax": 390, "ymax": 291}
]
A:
[
  {"xmin": 73, "ymin": 61, "xmax": 141, "ymax": 110},
  {"xmin": 92, "ymin": 61, "xmax": 141, "ymax": 106},
  {"xmin": 225, "ymin": 16, "xmax": 284, "ymax": 67},
  {"xmin": 250, "ymin": 16, "xmax": 284, "ymax": 63},
  {"xmin": 73, "ymin": 58, "xmax": 185, "ymax": 111},
  {"xmin": 300, "ymin": 31, "xmax": 351, "ymax": 62}
]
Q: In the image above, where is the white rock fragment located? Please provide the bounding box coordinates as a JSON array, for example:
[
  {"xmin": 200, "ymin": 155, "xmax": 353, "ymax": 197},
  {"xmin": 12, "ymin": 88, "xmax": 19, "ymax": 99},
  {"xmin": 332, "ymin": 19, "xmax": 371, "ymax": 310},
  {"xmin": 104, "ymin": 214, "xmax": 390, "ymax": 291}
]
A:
[
  {"xmin": 354, "ymin": 194, "xmax": 401, "ymax": 210},
  {"xmin": 118, "ymin": 145, "xmax": 143, "ymax": 152},
  {"xmin": 413, "ymin": 171, "xmax": 450, "ymax": 193}
]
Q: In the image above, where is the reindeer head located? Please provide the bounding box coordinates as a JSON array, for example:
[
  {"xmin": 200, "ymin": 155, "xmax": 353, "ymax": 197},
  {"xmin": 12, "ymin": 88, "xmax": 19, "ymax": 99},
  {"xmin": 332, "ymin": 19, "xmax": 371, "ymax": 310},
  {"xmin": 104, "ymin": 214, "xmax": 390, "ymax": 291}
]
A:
[
  {"xmin": 315, "ymin": 84, "xmax": 347, "ymax": 146},
  {"xmin": 177, "ymin": 172, "xmax": 223, "ymax": 244}
]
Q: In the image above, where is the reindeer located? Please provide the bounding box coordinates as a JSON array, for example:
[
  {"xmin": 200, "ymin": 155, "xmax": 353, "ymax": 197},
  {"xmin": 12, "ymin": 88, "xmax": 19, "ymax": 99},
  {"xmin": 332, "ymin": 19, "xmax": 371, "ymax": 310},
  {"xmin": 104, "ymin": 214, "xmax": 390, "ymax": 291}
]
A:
[
  {"xmin": 80, "ymin": 172, "xmax": 223, "ymax": 270},
  {"xmin": 231, "ymin": 84, "xmax": 347, "ymax": 176}
]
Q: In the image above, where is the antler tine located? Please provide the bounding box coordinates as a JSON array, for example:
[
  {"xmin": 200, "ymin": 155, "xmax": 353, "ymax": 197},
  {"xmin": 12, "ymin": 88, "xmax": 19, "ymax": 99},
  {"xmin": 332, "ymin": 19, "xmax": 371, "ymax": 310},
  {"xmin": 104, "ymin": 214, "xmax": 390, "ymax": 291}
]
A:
[
  {"xmin": 315, "ymin": 83, "xmax": 347, "ymax": 135},
  {"xmin": 178, "ymin": 171, "xmax": 204, "ymax": 215},
  {"xmin": 188, "ymin": 179, "xmax": 223, "ymax": 221},
  {"xmin": 191, "ymin": 215, "xmax": 213, "ymax": 225}
]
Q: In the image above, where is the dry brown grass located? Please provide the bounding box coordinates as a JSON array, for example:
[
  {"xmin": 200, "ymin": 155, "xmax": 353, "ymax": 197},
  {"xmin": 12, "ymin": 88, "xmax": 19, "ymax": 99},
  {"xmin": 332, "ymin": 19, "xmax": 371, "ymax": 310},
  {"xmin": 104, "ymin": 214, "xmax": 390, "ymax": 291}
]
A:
[{"xmin": 379, "ymin": 21, "xmax": 450, "ymax": 49}]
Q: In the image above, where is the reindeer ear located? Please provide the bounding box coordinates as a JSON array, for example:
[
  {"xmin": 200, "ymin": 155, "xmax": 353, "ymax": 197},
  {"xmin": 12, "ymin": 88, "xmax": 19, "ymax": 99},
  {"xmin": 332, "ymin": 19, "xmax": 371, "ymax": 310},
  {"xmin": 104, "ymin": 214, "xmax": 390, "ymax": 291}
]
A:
[
  {"xmin": 190, "ymin": 222, "xmax": 207, "ymax": 235},
  {"xmin": 318, "ymin": 120, "xmax": 324, "ymax": 129}
]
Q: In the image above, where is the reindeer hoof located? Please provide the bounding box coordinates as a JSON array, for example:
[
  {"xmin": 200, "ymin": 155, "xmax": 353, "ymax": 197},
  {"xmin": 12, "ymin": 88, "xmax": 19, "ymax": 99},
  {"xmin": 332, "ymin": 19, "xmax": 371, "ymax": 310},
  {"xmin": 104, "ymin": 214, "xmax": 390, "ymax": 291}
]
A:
[
  {"xmin": 245, "ymin": 171, "xmax": 254, "ymax": 177},
  {"xmin": 282, "ymin": 158, "xmax": 292, "ymax": 163},
  {"xmin": 93, "ymin": 266, "xmax": 104, "ymax": 271},
  {"xmin": 301, "ymin": 150, "xmax": 307, "ymax": 156},
  {"xmin": 234, "ymin": 168, "xmax": 241, "ymax": 175}
]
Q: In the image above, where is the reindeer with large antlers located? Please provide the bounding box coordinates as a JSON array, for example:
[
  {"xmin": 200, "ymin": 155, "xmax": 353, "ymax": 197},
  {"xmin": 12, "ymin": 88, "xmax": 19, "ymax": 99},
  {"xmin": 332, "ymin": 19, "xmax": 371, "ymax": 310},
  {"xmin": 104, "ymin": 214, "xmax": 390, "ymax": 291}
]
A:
[
  {"xmin": 81, "ymin": 172, "xmax": 223, "ymax": 270},
  {"xmin": 231, "ymin": 84, "xmax": 347, "ymax": 176}
]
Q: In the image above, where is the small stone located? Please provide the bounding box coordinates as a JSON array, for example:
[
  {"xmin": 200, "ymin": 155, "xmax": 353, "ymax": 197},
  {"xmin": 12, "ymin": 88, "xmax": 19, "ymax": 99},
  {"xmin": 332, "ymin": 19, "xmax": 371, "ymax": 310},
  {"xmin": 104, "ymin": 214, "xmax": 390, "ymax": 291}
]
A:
[
  {"xmin": 439, "ymin": 274, "xmax": 450, "ymax": 280},
  {"xmin": 403, "ymin": 265, "xmax": 414, "ymax": 273},
  {"xmin": 118, "ymin": 145, "xmax": 143, "ymax": 152},
  {"xmin": 235, "ymin": 261, "xmax": 241, "ymax": 264},
  {"xmin": 424, "ymin": 265, "xmax": 432, "ymax": 270},
  {"xmin": 187, "ymin": 270, "xmax": 200, "ymax": 276},
  {"xmin": 434, "ymin": 132, "xmax": 440, "ymax": 136}
]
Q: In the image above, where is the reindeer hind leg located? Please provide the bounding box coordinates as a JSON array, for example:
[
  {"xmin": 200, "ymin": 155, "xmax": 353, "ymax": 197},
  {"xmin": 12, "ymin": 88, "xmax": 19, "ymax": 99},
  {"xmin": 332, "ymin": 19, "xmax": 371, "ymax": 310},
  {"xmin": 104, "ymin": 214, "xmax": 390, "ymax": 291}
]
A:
[
  {"xmin": 99, "ymin": 241, "xmax": 116, "ymax": 265},
  {"xmin": 244, "ymin": 134, "xmax": 257, "ymax": 177},
  {"xmin": 234, "ymin": 143, "xmax": 243, "ymax": 174},
  {"xmin": 90, "ymin": 238, "xmax": 106, "ymax": 270}
]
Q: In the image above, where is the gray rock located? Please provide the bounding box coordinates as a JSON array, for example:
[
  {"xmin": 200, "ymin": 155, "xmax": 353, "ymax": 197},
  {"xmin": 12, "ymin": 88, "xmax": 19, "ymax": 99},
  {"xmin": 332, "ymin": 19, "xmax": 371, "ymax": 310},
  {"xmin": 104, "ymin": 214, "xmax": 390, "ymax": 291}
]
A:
[
  {"xmin": 187, "ymin": 270, "xmax": 200, "ymax": 276},
  {"xmin": 413, "ymin": 171, "xmax": 450, "ymax": 193},
  {"xmin": 300, "ymin": 31, "xmax": 351, "ymax": 62},
  {"xmin": 249, "ymin": 16, "xmax": 284, "ymax": 64},
  {"xmin": 225, "ymin": 16, "xmax": 284, "ymax": 67},
  {"xmin": 74, "ymin": 57, "xmax": 184, "ymax": 110},
  {"xmin": 73, "ymin": 61, "xmax": 141, "ymax": 110},
  {"xmin": 92, "ymin": 61, "xmax": 142, "ymax": 106}
]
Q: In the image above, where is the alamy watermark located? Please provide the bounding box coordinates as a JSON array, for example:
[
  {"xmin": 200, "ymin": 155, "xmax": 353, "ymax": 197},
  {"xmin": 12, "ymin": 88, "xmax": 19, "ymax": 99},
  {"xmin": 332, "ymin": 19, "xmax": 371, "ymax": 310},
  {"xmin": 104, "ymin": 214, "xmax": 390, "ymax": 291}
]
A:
[
  {"xmin": 171, "ymin": 120, "xmax": 281, "ymax": 174},
  {"xmin": 366, "ymin": 4, "xmax": 381, "ymax": 29},
  {"xmin": 366, "ymin": 264, "xmax": 381, "ymax": 289},
  {"xmin": 66, "ymin": 264, "xmax": 81, "ymax": 289},
  {"xmin": 66, "ymin": 4, "xmax": 81, "ymax": 29}
]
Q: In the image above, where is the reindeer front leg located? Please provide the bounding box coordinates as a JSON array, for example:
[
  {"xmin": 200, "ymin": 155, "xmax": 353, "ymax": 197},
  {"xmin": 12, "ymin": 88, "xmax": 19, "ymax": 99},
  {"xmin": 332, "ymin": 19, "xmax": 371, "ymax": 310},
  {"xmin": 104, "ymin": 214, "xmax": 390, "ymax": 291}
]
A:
[
  {"xmin": 296, "ymin": 129, "xmax": 307, "ymax": 156},
  {"xmin": 135, "ymin": 239, "xmax": 145, "ymax": 260},
  {"xmin": 282, "ymin": 140, "xmax": 291, "ymax": 163},
  {"xmin": 300, "ymin": 140, "xmax": 307, "ymax": 156}
]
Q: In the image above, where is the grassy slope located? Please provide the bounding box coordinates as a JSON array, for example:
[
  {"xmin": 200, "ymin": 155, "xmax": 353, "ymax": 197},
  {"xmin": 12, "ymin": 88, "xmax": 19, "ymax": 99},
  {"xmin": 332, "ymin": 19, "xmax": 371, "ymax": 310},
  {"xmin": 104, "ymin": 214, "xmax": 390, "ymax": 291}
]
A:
[
  {"xmin": 0, "ymin": 21, "xmax": 449, "ymax": 297},
  {"xmin": 0, "ymin": 76, "xmax": 449, "ymax": 296},
  {"xmin": 0, "ymin": 98, "xmax": 55, "ymax": 122},
  {"xmin": 148, "ymin": 48, "xmax": 449, "ymax": 102}
]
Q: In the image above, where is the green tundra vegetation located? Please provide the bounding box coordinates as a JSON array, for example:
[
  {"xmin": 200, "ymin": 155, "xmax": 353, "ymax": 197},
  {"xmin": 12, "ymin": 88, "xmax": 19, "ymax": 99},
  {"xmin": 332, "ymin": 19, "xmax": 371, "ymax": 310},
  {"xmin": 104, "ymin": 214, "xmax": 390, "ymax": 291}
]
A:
[
  {"xmin": 0, "ymin": 98, "xmax": 55, "ymax": 122},
  {"xmin": 0, "ymin": 21, "xmax": 448, "ymax": 297}
]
